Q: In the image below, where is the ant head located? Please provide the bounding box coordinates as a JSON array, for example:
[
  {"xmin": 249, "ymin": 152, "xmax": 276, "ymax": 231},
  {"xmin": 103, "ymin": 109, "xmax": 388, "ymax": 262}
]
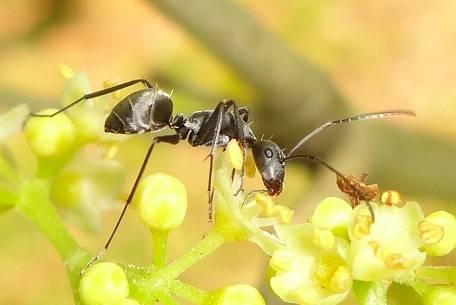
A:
[{"xmin": 251, "ymin": 140, "xmax": 286, "ymax": 196}]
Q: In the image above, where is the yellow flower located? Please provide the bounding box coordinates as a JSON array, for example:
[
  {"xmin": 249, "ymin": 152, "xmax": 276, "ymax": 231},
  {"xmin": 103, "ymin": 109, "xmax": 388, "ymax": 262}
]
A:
[
  {"xmin": 348, "ymin": 202, "xmax": 426, "ymax": 281},
  {"xmin": 270, "ymin": 224, "xmax": 352, "ymax": 305},
  {"xmin": 213, "ymin": 154, "xmax": 290, "ymax": 254},
  {"xmin": 420, "ymin": 210, "xmax": 456, "ymax": 256}
]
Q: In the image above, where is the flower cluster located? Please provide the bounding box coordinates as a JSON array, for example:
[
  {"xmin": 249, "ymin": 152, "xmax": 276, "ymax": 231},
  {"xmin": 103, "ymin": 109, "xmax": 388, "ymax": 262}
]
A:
[
  {"xmin": 2, "ymin": 69, "xmax": 455, "ymax": 305},
  {"xmin": 214, "ymin": 140, "xmax": 456, "ymax": 305}
]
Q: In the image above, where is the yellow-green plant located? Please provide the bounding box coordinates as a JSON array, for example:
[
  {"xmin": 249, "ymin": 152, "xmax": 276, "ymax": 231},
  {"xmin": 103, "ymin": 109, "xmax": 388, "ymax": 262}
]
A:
[{"xmin": 2, "ymin": 70, "xmax": 455, "ymax": 305}]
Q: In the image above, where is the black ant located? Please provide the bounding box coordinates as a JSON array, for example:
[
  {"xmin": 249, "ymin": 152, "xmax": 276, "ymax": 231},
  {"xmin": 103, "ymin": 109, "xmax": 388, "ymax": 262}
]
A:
[{"xmin": 30, "ymin": 79, "xmax": 415, "ymax": 270}]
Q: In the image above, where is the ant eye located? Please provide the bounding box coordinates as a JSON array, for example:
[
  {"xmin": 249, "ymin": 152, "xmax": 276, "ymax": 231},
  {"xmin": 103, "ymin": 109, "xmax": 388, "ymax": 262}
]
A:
[{"xmin": 264, "ymin": 147, "xmax": 273, "ymax": 158}]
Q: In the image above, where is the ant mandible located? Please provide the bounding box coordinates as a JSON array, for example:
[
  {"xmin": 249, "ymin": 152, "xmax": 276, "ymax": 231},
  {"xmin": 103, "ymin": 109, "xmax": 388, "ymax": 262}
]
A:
[{"xmin": 30, "ymin": 79, "xmax": 415, "ymax": 271}]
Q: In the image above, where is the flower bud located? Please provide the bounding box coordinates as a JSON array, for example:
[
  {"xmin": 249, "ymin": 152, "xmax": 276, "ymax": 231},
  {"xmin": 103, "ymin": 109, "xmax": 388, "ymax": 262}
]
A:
[
  {"xmin": 310, "ymin": 197, "xmax": 352, "ymax": 239},
  {"xmin": 134, "ymin": 173, "xmax": 187, "ymax": 231},
  {"xmin": 79, "ymin": 262, "xmax": 129, "ymax": 305},
  {"xmin": 24, "ymin": 109, "xmax": 75, "ymax": 157},
  {"xmin": 421, "ymin": 211, "xmax": 456, "ymax": 256},
  {"xmin": 421, "ymin": 285, "xmax": 456, "ymax": 305},
  {"xmin": 211, "ymin": 284, "xmax": 265, "ymax": 305}
]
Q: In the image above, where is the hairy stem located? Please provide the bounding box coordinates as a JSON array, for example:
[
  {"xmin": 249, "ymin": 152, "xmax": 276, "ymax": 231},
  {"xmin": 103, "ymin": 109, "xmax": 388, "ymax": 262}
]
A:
[
  {"xmin": 151, "ymin": 229, "xmax": 169, "ymax": 268},
  {"xmin": 162, "ymin": 229, "xmax": 225, "ymax": 280},
  {"xmin": 169, "ymin": 280, "xmax": 210, "ymax": 305}
]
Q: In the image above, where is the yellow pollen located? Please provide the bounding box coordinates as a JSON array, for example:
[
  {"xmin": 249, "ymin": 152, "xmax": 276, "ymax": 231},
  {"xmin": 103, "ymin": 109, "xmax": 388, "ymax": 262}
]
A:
[
  {"xmin": 368, "ymin": 241, "xmax": 386, "ymax": 258},
  {"xmin": 245, "ymin": 150, "xmax": 256, "ymax": 178},
  {"xmin": 254, "ymin": 194, "xmax": 275, "ymax": 217},
  {"xmin": 226, "ymin": 140, "xmax": 243, "ymax": 171},
  {"xmin": 329, "ymin": 266, "xmax": 352, "ymax": 293},
  {"xmin": 384, "ymin": 253, "xmax": 407, "ymax": 269},
  {"xmin": 419, "ymin": 220, "xmax": 444, "ymax": 244},
  {"xmin": 313, "ymin": 260, "xmax": 334, "ymax": 289},
  {"xmin": 352, "ymin": 215, "xmax": 372, "ymax": 239},
  {"xmin": 272, "ymin": 205, "xmax": 294, "ymax": 224},
  {"xmin": 380, "ymin": 190, "xmax": 403, "ymax": 207}
]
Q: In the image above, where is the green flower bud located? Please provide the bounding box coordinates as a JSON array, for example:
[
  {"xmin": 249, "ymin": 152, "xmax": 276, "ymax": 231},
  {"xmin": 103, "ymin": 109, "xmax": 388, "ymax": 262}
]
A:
[
  {"xmin": 211, "ymin": 284, "xmax": 265, "ymax": 305},
  {"xmin": 421, "ymin": 285, "xmax": 456, "ymax": 305},
  {"xmin": 310, "ymin": 197, "xmax": 352, "ymax": 239},
  {"xmin": 134, "ymin": 173, "xmax": 187, "ymax": 230},
  {"xmin": 79, "ymin": 262, "xmax": 129, "ymax": 305},
  {"xmin": 24, "ymin": 109, "xmax": 75, "ymax": 157},
  {"xmin": 421, "ymin": 211, "xmax": 456, "ymax": 256}
]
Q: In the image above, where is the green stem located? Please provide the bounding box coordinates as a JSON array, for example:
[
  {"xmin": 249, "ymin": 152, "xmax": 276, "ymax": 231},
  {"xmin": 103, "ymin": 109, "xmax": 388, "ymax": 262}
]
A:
[
  {"xmin": 15, "ymin": 178, "xmax": 89, "ymax": 304},
  {"xmin": 353, "ymin": 280, "xmax": 389, "ymax": 305},
  {"xmin": 169, "ymin": 280, "xmax": 210, "ymax": 305},
  {"xmin": 154, "ymin": 290, "xmax": 181, "ymax": 305},
  {"xmin": 161, "ymin": 229, "xmax": 225, "ymax": 280},
  {"xmin": 16, "ymin": 178, "xmax": 79, "ymax": 259},
  {"xmin": 151, "ymin": 229, "xmax": 169, "ymax": 268}
]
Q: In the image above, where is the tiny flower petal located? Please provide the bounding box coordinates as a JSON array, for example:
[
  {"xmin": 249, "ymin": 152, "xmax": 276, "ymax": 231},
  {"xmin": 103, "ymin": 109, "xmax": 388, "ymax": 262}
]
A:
[
  {"xmin": 24, "ymin": 109, "xmax": 75, "ymax": 157},
  {"xmin": 134, "ymin": 173, "xmax": 187, "ymax": 231},
  {"xmin": 421, "ymin": 211, "xmax": 456, "ymax": 256},
  {"xmin": 79, "ymin": 262, "xmax": 129, "ymax": 305},
  {"xmin": 211, "ymin": 284, "xmax": 265, "ymax": 305},
  {"xmin": 310, "ymin": 197, "xmax": 352, "ymax": 239}
]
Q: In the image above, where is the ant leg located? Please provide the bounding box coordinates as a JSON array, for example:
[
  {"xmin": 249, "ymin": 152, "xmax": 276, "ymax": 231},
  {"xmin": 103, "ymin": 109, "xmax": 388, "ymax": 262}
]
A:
[
  {"xmin": 31, "ymin": 79, "xmax": 153, "ymax": 118},
  {"xmin": 81, "ymin": 133, "xmax": 181, "ymax": 274},
  {"xmin": 238, "ymin": 106, "xmax": 249, "ymax": 122},
  {"xmin": 198, "ymin": 100, "xmax": 248, "ymax": 220},
  {"xmin": 233, "ymin": 143, "xmax": 247, "ymax": 196},
  {"xmin": 221, "ymin": 100, "xmax": 249, "ymax": 196},
  {"xmin": 286, "ymin": 110, "xmax": 415, "ymax": 157},
  {"xmin": 207, "ymin": 154, "xmax": 215, "ymax": 221}
]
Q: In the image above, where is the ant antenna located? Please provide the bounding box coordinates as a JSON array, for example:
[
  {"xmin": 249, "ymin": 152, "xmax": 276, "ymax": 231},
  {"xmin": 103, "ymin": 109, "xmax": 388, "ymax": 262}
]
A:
[
  {"xmin": 285, "ymin": 154, "xmax": 376, "ymax": 221},
  {"xmin": 286, "ymin": 110, "xmax": 415, "ymax": 157},
  {"xmin": 285, "ymin": 154, "xmax": 346, "ymax": 178}
]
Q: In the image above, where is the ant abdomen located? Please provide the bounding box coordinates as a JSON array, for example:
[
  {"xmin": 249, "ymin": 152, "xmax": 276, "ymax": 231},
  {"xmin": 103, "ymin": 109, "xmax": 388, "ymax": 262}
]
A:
[{"xmin": 105, "ymin": 88, "xmax": 173, "ymax": 134}]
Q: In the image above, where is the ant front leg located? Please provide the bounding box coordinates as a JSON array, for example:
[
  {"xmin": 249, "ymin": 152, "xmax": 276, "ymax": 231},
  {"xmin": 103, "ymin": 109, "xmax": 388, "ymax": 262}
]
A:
[
  {"xmin": 198, "ymin": 100, "xmax": 246, "ymax": 221},
  {"xmin": 81, "ymin": 133, "xmax": 181, "ymax": 274},
  {"xmin": 31, "ymin": 79, "xmax": 153, "ymax": 118}
]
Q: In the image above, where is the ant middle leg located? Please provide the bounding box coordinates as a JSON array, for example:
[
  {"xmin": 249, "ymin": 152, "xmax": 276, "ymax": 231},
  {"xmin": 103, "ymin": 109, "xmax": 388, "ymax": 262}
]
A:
[
  {"xmin": 81, "ymin": 133, "xmax": 181, "ymax": 274},
  {"xmin": 31, "ymin": 79, "xmax": 153, "ymax": 118}
]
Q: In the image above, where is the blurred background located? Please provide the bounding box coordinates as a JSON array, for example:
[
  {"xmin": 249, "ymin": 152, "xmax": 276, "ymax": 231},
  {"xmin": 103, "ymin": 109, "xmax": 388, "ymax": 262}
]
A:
[{"xmin": 0, "ymin": 0, "xmax": 455, "ymax": 304}]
